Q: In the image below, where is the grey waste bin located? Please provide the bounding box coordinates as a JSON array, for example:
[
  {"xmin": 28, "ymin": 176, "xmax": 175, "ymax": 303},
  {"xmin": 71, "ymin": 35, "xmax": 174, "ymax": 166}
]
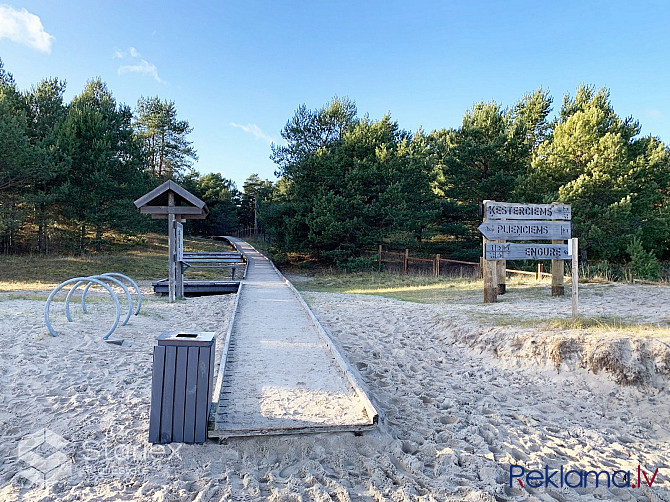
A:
[{"xmin": 149, "ymin": 331, "xmax": 216, "ymax": 444}]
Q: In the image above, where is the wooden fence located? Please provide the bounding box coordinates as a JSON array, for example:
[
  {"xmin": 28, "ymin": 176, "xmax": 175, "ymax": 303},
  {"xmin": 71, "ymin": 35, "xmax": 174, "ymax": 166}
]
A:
[
  {"xmin": 368, "ymin": 246, "xmax": 553, "ymax": 279},
  {"xmin": 228, "ymin": 234, "xmax": 551, "ymax": 280},
  {"xmin": 368, "ymin": 247, "xmax": 479, "ymax": 278},
  {"xmin": 233, "ymin": 228, "xmax": 270, "ymax": 243}
]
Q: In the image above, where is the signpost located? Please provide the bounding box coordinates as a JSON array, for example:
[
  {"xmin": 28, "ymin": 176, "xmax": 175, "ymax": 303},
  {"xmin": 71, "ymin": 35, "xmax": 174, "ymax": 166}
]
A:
[
  {"xmin": 570, "ymin": 238, "xmax": 578, "ymax": 318},
  {"xmin": 479, "ymin": 200, "xmax": 578, "ymax": 317}
]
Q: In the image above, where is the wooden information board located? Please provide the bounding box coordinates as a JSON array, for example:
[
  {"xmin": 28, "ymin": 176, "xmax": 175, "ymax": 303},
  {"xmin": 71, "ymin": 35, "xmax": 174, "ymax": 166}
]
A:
[
  {"xmin": 176, "ymin": 222, "xmax": 184, "ymax": 262},
  {"xmin": 478, "ymin": 220, "xmax": 571, "ymax": 240},
  {"xmin": 485, "ymin": 243, "xmax": 570, "ymax": 260},
  {"xmin": 485, "ymin": 202, "xmax": 571, "ymax": 220},
  {"xmin": 479, "ymin": 200, "xmax": 577, "ymax": 316}
]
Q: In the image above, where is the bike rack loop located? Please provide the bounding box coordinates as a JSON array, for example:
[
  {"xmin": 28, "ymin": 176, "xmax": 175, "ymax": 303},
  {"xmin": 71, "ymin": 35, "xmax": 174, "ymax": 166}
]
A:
[
  {"xmin": 79, "ymin": 273, "xmax": 142, "ymax": 317},
  {"xmin": 99, "ymin": 273, "xmax": 142, "ymax": 315},
  {"xmin": 45, "ymin": 277, "xmax": 121, "ymax": 340},
  {"xmin": 66, "ymin": 275, "xmax": 132, "ymax": 327}
]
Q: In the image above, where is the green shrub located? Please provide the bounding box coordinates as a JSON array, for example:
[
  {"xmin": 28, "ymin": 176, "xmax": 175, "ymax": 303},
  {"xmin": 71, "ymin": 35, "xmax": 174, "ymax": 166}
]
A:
[
  {"xmin": 626, "ymin": 237, "xmax": 660, "ymax": 281},
  {"xmin": 337, "ymin": 255, "xmax": 377, "ymax": 272}
]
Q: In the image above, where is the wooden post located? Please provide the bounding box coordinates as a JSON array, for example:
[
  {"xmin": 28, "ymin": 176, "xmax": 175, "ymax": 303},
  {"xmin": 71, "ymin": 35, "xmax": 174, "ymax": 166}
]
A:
[
  {"xmin": 572, "ymin": 238, "xmax": 579, "ymax": 318},
  {"xmin": 404, "ymin": 249, "xmax": 409, "ymax": 274},
  {"xmin": 551, "ymin": 239, "xmax": 565, "ymax": 296},
  {"xmin": 435, "ymin": 254, "xmax": 440, "ymax": 277},
  {"xmin": 378, "ymin": 244, "xmax": 382, "ymax": 271},
  {"xmin": 483, "ymin": 237, "xmax": 497, "ymax": 303},
  {"xmin": 175, "ymin": 218, "xmax": 184, "ymax": 299},
  {"xmin": 482, "ymin": 201, "xmax": 497, "ymax": 303},
  {"xmin": 167, "ymin": 193, "xmax": 176, "ymax": 303},
  {"xmin": 536, "ymin": 263, "xmax": 542, "ymax": 281},
  {"xmin": 496, "ymin": 242, "xmax": 506, "ymax": 294}
]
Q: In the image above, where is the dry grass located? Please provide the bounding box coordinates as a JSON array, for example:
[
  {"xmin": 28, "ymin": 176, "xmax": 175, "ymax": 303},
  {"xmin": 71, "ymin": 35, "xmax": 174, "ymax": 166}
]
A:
[
  {"xmin": 520, "ymin": 316, "xmax": 670, "ymax": 338},
  {"xmin": 293, "ymin": 271, "xmax": 670, "ymax": 342},
  {"xmin": 0, "ymin": 234, "xmax": 234, "ymax": 291},
  {"xmin": 291, "ymin": 271, "xmax": 549, "ymax": 303}
]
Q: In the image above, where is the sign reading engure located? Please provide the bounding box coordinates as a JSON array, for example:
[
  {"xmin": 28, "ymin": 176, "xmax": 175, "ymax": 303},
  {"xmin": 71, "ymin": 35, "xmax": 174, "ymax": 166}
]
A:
[
  {"xmin": 485, "ymin": 243, "xmax": 570, "ymax": 261},
  {"xmin": 485, "ymin": 202, "xmax": 571, "ymax": 221}
]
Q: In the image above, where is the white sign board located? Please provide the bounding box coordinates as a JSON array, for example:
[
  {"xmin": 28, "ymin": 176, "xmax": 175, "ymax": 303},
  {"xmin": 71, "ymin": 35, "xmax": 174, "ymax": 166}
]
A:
[
  {"xmin": 478, "ymin": 220, "xmax": 572, "ymax": 240},
  {"xmin": 485, "ymin": 202, "xmax": 571, "ymax": 221},
  {"xmin": 485, "ymin": 243, "xmax": 570, "ymax": 260},
  {"xmin": 176, "ymin": 222, "xmax": 184, "ymax": 261}
]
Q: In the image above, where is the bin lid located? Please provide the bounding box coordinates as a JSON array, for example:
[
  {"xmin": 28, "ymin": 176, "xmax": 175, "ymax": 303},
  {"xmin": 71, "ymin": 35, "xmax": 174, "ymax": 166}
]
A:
[{"xmin": 157, "ymin": 331, "xmax": 216, "ymax": 346}]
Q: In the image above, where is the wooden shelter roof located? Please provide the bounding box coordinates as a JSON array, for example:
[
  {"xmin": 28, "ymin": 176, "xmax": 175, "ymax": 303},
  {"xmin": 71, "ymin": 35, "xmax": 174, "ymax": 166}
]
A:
[{"xmin": 134, "ymin": 180, "xmax": 209, "ymax": 219}]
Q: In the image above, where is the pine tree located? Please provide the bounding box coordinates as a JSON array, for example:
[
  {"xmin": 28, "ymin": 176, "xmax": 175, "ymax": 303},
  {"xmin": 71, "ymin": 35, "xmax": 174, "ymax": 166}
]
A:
[{"xmin": 134, "ymin": 96, "xmax": 197, "ymax": 179}]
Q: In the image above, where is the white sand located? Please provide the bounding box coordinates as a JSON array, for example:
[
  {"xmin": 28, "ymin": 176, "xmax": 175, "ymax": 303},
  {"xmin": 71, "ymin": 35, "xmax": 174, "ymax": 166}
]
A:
[{"xmin": 1, "ymin": 280, "xmax": 669, "ymax": 501}]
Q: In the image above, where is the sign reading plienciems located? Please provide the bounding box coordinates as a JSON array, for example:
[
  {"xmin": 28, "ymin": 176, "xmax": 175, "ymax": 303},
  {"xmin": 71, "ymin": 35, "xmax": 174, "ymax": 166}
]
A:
[{"xmin": 478, "ymin": 220, "xmax": 572, "ymax": 241}]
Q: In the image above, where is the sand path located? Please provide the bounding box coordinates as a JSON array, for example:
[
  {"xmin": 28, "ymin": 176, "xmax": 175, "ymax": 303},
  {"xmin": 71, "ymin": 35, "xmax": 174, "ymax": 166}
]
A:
[{"xmin": 210, "ymin": 239, "xmax": 372, "ymax": 436}]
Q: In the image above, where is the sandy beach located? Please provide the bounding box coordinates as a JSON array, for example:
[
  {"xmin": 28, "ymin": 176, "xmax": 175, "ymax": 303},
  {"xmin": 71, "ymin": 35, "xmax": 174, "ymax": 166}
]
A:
[{"xmin": 1, "ymin": 278, "xmax": 669, "ymax": 501}]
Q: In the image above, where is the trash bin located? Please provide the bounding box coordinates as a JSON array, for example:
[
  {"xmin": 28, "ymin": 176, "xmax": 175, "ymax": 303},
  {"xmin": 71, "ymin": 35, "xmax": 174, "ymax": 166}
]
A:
[{"xmin": 149, "ymin": 331, "xmax": 216, "ymax": 444}]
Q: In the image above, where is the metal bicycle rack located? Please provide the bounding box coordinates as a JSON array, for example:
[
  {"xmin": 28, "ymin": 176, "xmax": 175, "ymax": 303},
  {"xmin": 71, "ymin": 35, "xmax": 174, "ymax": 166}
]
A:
[{"xmin": 44, "ymin": 273, "xmax": 142, "ymax": 340}]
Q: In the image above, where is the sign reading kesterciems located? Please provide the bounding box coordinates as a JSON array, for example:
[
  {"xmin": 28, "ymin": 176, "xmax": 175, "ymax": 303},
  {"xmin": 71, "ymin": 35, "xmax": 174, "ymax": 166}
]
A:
[
  {"xmin": 478, "ymin": 220, "xmax": 572, "ymax": 241},
  {"xmin": 485, "ymin": 202, "xmax": 571, "ymax": 221},
  {"xmin": 485, "ymin": 243, "xmax": 570, "ymax": 260}
]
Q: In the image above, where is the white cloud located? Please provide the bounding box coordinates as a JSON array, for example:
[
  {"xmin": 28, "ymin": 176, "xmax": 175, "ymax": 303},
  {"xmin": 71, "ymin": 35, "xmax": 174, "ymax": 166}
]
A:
[
  {"xmin": 115, "ymin": 46, "xmax": 164, "ymax": 83},
  {"xmin": 118, "ymin": 59, "xmax": 163, "ymax": 83},
  {"xmin": 0, "ymin": 5, "xmax": 54, "ymax": 53},
  {"xmin": 229, "ymin": 122, "xmax": 276, "ymax": 144}
]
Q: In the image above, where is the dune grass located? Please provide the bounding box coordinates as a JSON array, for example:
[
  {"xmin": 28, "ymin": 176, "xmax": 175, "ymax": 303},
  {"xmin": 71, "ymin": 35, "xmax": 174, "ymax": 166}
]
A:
[{"xmin": 520, "ymin": 316, "xmax": 670, "ymax": 336}]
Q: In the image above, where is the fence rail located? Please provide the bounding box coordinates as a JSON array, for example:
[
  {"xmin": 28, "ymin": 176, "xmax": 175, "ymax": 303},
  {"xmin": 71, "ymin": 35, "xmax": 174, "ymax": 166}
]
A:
[
  {"xmin": 229, "ymin": 235, "xmax": 550, "ymax": 280},
  {"xmin": 368, "ymin": 246, "xmax": 552, "ymax": 280},
  {"xmin": 232, "ymin": 228, "xmax": 270, "ymax": 243}
]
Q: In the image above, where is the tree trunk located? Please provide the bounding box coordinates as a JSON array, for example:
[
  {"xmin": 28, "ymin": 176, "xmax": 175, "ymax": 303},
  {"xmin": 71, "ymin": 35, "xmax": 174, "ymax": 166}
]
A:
[
  {"xmin": 80, "ymin": 223, "xmax": 86, "ymax": 254},
  {"xmin": 95, "ymin": 224, "xmax": 102, "ymax": 252},
  {"xmin": 38, "ymin": 222, "xmax": 44, "ymax": 253},
  {"xmin": 150, "ymin": 135, "xmax": 156, "ymax": 176},
  {"xmin": 159, "ymin": 130, "xmax": 165, "ymax": 178},
  {"xmin": 37, "ymin": 202, "xmax": 46, "ymax": 253},
  {"xmin": 580, "ymin": 248, "xmax": 588, "ymax": 268}
]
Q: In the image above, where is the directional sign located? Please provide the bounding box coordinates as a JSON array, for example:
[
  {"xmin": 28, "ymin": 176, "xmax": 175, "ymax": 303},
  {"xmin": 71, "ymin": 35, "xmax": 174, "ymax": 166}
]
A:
[
  {"xmin": 485, "ymin": 243, "xmax": 570, "ymax": 261},
  {"xmin": 478, "ymin": 220, "xmax": 571, "ymax": 240},
  {"xmin": 485, "ymin": 202, "xmax": 571, "ymax": 221}
]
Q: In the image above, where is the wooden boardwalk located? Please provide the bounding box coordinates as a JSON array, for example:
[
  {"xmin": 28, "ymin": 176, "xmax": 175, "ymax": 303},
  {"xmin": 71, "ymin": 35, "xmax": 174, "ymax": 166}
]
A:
[{"xmin": 209, "ymin": 238, "xmax": 377, "ymax": 438}]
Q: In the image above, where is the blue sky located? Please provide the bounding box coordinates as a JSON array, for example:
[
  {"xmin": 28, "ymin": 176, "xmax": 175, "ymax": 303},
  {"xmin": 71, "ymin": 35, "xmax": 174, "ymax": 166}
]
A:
[{"xmin": 1, "ymin": 1, "xmax": 669, "ymax": 189}]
